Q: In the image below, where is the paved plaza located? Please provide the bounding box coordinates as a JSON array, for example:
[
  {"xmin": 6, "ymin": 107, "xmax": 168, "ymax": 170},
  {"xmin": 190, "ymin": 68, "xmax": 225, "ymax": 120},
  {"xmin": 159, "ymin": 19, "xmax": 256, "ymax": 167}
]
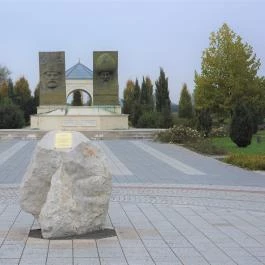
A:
[{"xmin": 0, "ymin": 139, "xmax": 265, "ymax": 264}]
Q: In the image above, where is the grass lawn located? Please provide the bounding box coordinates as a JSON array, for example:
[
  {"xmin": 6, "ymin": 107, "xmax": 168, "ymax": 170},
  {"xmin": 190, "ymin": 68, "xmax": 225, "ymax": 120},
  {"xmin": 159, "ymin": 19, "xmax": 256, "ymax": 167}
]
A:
[{"xmin": 212, "ymin": 133, "xmax": 265, "ymax": 155}]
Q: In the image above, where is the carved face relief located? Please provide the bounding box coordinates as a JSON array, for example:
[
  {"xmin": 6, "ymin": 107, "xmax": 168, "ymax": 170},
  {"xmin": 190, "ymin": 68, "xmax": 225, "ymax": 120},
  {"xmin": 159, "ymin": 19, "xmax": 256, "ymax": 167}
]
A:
[
  {"xmin": 99, "ymin": 71, "xmax": 111, "ymax": 82},
  {"xmin": 43, "ymin": 70, "xmax": 62, "ymax": 89}
]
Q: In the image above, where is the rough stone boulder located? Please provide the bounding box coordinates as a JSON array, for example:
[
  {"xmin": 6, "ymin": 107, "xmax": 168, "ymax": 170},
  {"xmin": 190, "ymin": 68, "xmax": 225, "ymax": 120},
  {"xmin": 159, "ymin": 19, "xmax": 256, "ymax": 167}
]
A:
[{"xmin": 20, "ymin": 131, "xmax": 112, "ymax": 239}]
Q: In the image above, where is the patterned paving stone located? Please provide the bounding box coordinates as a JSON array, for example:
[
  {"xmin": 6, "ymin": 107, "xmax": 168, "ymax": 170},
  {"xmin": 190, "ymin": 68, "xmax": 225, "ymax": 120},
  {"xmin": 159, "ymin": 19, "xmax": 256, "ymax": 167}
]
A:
[{"xmin": 0, "ymin": 139, "xmax": 264, "ymax": 264}]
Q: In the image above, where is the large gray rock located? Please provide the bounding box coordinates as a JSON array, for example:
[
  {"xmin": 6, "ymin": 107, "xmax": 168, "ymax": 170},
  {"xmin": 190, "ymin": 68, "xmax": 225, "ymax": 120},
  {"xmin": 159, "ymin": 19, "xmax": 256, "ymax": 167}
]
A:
[{"xmin": 20, "ymin": 131, "xmax": 112, "ymax": 239}]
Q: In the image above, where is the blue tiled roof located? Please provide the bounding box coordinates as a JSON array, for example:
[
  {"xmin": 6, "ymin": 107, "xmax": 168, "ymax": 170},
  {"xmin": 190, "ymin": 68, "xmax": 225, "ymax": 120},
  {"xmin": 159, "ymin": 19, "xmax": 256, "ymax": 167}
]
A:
[{"xmin": 66, "ymin": 62, "xmax": 93, "ymax": 80}]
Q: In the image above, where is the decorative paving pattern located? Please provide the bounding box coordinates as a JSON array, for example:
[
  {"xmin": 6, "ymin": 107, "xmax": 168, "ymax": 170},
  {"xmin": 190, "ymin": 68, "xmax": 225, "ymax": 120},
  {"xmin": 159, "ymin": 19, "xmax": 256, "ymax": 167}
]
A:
[
  {"xmin": 131, "ymin": 141, "xmax": 205, "ymax": 175},
  {"xmin": 0, "ymin": 141, "xmax": 29, "ymax": 166},
  {"xmin": 95, "ymin": 142, "xmax": 133, "ymax": 176},
  {"xmin": 0, "ymin": 186, "xmax": 265, "ymax": 265},
  {"xmin": 0, "ymin": 139, "xmax": 265, "ymax": 264},
  {"xmin": 2, "ymin": 183, "xmax": 265, "ymax": 211}
]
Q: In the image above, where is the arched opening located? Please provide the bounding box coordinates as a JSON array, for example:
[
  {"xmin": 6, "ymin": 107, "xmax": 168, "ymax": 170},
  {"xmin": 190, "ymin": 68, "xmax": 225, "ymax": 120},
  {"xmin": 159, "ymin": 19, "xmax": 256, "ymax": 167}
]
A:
[{"xmin": 66, "ymin": 89, "xmax": 92, "ymax": 106}]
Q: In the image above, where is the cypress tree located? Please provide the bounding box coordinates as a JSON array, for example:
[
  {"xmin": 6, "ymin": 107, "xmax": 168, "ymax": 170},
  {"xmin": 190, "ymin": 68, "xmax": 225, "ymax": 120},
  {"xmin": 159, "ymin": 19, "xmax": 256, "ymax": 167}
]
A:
[
  {"xmin": 131, "ymin": 79, "xmax": 142, "ymax": 127},
  {"xmin": 155, "ymin": 68, "xmax": 172, "ymax": 128},
  {"xmin": 72, "ymin": 90, "xmax": 83, "ymax": 106},
  {"xmin": 178, "ymin": 83, "xmax": 193, "ymax": 118},
  {"xmin": 230, "ymin": 102, "xmax": 253, "ymax": 147},
  {"xmin": 140, "ymin": 77, "xmax": 148, "ymax": 105},
  {"xmin": 145, "ymin": 76, "xmax": 154, "ymax": 111}
]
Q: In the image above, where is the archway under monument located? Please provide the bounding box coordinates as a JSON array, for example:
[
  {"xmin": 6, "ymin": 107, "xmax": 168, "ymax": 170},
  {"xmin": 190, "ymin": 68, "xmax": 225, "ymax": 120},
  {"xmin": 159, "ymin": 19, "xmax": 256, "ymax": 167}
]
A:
[{"xmin": 30, "ymin": 51, "xmax": 128, "ymax": 131}]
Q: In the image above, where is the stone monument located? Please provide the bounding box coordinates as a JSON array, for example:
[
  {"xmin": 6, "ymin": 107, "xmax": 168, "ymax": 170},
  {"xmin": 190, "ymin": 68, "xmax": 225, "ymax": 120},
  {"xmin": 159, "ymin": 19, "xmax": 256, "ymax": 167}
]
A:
[
  {"xmin": 93, "ymin": 51, "xmax": 119, "ymax": 105},
  {"xmin": 30, "ymin": 50, "xmax": 128, "ymax": 130},
  {"xmin": 39, "ymin": 51, "xmax": 66, "ymax": 105},
  {"xmin": 20, "ymin": 131, "xmax": 112, "ymax": 239}
]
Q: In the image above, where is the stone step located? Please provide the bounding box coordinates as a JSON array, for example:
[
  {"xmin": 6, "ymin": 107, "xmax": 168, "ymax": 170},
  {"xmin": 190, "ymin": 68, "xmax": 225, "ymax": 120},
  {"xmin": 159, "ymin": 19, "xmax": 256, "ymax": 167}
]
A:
[{"xmin": 0, "ymin": 129, "xmax": 165, "ymax": 140}]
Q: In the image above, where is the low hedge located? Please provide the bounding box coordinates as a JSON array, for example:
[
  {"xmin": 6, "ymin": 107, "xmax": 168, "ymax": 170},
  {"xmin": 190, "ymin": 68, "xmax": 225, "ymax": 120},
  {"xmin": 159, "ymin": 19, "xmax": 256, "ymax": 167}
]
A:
[
  {"xmin": 224, "ymin": 154, "xmax": 265, "ymax": 170},
  {"xmin": 186, "ymin": 140, "xmax": 227, "ymax": 155}
]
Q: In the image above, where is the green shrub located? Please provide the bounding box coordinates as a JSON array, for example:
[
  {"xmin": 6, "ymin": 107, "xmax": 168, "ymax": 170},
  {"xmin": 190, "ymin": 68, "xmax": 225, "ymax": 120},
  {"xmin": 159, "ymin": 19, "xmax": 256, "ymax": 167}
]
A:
[
  {"xmin": 173, "ymin": 116, "xmax": 197, "ymax": 128},
  {"xmin": 196, "ymin": 109, "xmax": 212, "ymax": 137},
  {"xmin": 230, "ymin": 102, "xmax": 253, "ymax": 147},
  {"xmin": 186, "ymin": 139, "xmax": 227, "ymax": 155},
  {"xmin": 156, "ymin": 125, "xmax": 201, "ymax": 144},
  {"xmin": 137, "ymin": 112, "xmax": 159, "ymax": 128},
  {"xmin": 210, "ymin": 126, "xmax": 228, "ymax": 137},
  {"xmin": 224, "ymin": 154, "xmax": 265, "ymax": 170},
  {"xmin": 0, "ymin": 103, "xmax": 25, "ymax": 128}
]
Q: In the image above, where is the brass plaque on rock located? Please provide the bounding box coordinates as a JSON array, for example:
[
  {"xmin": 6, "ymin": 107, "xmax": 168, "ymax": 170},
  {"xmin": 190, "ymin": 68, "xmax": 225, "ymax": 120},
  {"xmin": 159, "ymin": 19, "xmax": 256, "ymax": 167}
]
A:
[{"xmin": 55, "ymin": 132, "xmax": 72, "ymax": 149}]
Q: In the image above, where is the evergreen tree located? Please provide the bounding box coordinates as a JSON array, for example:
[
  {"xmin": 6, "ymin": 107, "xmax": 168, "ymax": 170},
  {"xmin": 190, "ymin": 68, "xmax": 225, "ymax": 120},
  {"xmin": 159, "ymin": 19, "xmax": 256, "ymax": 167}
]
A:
[
  {"xmin": 7, "ymin": 78, "xmax": 14, "ymax": 100},
  {"xmin": 13, "ymin": 77, "xmax": 35, "ymax": 123},
  {"xmin": 155, "ymin": 68, "xmax": 172, "ymax": 128},
  {"xmin": 133, "ymin": 78, "xmax": 140, "ymax": 101},
  {"xmin": 122, "ymin": 80, "xmax": 135, "ymax": 114},
  {"xmin": 14, "ymin": 77, "xmax": 31, "ymax": 105},
  {"xmin": 140, "ymin": 77, "xmax": 148, "ymax": 105},
  {"xmin": 0, "ymin": 81, "xmax": 8, "ymax": 98},
  {"xmin": 72, "ymin": 90, "xmax": 83, "ymax": 106},
  {"xmin": 131, "ymin": 78, "xmax": 142, "ymax": 126},
  {"xmin": 145, "ymin": 76, "xmax": 154, "ymax": 111},
  {"xmin": 197, "ymin": 109, "xmax": 212, "ymax": 137},
  {"xmin": 155, "ymin": 68, "xmax": 171, "ymax": 113},
  {"xmin": 178, "ymin": 83, "xmax": 193, "ymax": 119},
  {"xmin": 34, "ymin": 82, "xmax": 40, "ymax": 107},
  {"xmin": 0, "ymin": 65, "xmax": 10, "ymax": 85},
  {"xmin": 230, "ymin": 102, "xmax": 253, "ymax": 147},
  {"xmin": 0, "ymin": 99, "xmax": 25, "ymax": 129}
]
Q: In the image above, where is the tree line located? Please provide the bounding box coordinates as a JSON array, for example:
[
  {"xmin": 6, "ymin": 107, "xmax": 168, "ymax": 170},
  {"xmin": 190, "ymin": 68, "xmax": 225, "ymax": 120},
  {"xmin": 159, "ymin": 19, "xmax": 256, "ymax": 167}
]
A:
[
  {"xmin": 0, "ymin": 68, "xmax": 39, "ymax": 129},
  {"xmin": 122, "ymin": 68, "xmax": 172, "ymax": 128},
  {"xmin": 122, "ymin": 23, "xmax": 265, "ymax": 147}
]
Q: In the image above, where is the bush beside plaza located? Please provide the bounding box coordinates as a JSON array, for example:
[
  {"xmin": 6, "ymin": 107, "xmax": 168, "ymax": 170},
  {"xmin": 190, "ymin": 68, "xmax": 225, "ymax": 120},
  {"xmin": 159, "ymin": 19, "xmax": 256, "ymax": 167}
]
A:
[{"xmin": 224, "ymin": 154, "xmax": 265, "ymax": 170}]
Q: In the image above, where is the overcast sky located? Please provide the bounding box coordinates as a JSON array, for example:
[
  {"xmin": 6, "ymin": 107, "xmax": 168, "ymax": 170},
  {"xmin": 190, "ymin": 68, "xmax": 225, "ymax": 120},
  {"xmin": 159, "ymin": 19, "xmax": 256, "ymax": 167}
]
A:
[{"xmin": 1, "ymin": 0, "xmax": 265, "ymax": 103}]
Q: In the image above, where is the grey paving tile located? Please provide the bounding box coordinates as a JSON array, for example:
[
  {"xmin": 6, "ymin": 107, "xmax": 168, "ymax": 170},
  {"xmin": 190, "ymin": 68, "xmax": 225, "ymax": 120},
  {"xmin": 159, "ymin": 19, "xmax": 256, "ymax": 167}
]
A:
[
  {"xmin": 100, "ymin": 257, "xmax": 127, "ymax": 265},
  {"xmin": 142, "ymin": 239, "xmax": 168, "ymax": 248},
  {"xmin": 222, "ymin": 247, "xmax": 255, "ymax": 257},
  {"xmin": 97, "ymin": 247, "xmax": 124, "ymax": 258},
  {"xmin": 178, "ymin": 256, "xmax": 209, "ymax": 265},
  {"xmin": 74, "ymin": 258, "xmax": 100, "ymax": 265},
  {"xmin": 165, "ymin": 237, "xmax": 193, "ymax": 248},
  {"xmin": 25, "ymin": 238, "xmax": 49, "ymax": 249},
  {"xmin": 247, "ymin": 247, "xmax": 265, "ymax": 257},
  {"xmin": 0, "ymin": 259, "xmax": 19, "ymax": 265},
  {"xmin": 172, "ymin": 247, "xmax": 202, "ymax": 257},
  {"xmin": 49, "ymin": 240, "xmax": 72, "ymax": 249},
  {"xmin": 19, "ymin": 257, "xmax": 46, "ymax": 265},
  {"xmin": 0, "ymin": 244, "xmax": 24, "ymax": 258},
  {"xmin": 122, "ymin": 247, "xmax": 150, "ymax": 258},
  {"xmin": 126, "ymin": 257, "xmax": 155, "ymax": 265},
  {"xmin": 21, "ymin": 248, "xmax": 48, "ymax": 259},
  {"xmin": 208, "ymin": 262, "xmax": 237, "ymax": 265},
  {"xmin": 232, "ymin": 256, "xmax": 264, "ymax": 265},
  {"xmin": 147, "ymin": 247, "xmax": 177, "ymax": 260},
  {"xmin": 46, "ymin": 257, "xmax": 73, "ymax": 265},
  {"xmin": 119, "ymin": 240, "xmax": 144, "ymax": 248},
  {"xmin": 73, "ymin": 248, "xmax": 98, "ymax": 258},
  {"xmin": 48, "ymin": 249, "xmax": 73, "ymax": 258},
  {"xmin": 96, "ymin": 237, "xmax": 120, "ymax": 248},
  {"xmin": 153, "ymin": 259, "xmax": 183, "ymax": 265}
]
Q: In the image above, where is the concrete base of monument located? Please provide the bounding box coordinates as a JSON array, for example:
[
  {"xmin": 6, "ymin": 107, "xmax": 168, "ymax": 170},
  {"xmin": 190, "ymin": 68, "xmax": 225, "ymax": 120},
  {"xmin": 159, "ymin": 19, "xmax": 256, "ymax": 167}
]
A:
[{"xmin": 31, "ymin": 105, "xmax": 129, "ymax": 130}]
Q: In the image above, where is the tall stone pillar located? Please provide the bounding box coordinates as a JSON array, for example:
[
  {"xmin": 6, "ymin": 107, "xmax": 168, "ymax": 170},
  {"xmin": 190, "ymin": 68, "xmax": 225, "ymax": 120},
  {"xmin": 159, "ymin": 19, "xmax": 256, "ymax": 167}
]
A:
[
  {"xmin": 93, "ymin": 51, "xmax": 119, "ymax": 105},
  {"xmin": 39, "ymin": 51, "xmax": 66, "ymax": 105}
]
